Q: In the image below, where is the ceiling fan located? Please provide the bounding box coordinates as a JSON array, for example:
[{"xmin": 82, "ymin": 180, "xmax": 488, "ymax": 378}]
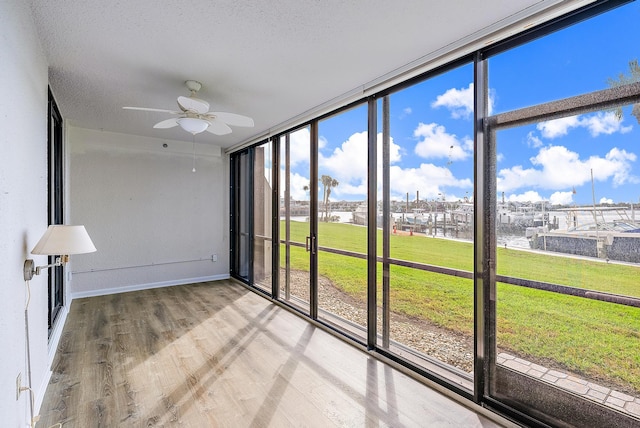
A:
[{"xmin": 123, "ymin": 80, "xmax": 254, "ymax": 135}]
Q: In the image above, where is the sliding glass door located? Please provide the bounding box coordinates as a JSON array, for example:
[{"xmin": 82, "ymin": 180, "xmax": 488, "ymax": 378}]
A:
[
  {"xmin": 229, "ymin": 3, "xmax": 640, "ymax": 426},
  {"xmin": 372, "ymin": 63, "xmax": 476, "ymax": 390},
  {"xmin": 252, "ymin": 141, "xmax": 273, "ymax": 292},
  {"xmin": 279, "ymin": 127, "xmax": 313, "ymax": 314},
  {"xmin": 230, "ymin": 150, "xmax": 251, "ymax": 282},
  {"xmin": 316, "ymin": 104, "xmax": 369, "ymax": 340}
]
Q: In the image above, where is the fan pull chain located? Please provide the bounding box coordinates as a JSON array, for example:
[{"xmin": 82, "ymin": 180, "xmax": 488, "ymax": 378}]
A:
[{"xmin": 192, "ymin": 136, "xmax": 196, "ymax": 173}]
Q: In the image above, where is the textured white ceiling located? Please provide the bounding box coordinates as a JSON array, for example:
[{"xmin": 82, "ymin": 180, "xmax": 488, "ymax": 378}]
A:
[{"xmin": 27, "ymin": 0, "xmax": 588, "ymax": 149}]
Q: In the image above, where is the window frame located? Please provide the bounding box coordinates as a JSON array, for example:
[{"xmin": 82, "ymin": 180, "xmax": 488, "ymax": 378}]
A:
[
  {"xmin": 47, "ymin": 88, "xmax": 65, "ymax": 336},
  {"xmin": 228, "ymin": 1, "xmax": 640, "ymax": 426}
]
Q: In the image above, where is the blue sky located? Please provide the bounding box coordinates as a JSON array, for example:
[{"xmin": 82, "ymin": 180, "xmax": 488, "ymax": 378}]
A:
[{"xmin": 285, "ymin": 2, "xmax": 640, "ymax": 206}]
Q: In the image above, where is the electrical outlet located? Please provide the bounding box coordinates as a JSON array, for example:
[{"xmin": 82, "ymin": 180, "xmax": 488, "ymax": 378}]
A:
[
  {"xmin": 16, "ymin": 373, "xmax": 21, "ymax": 400},
  {"xmin": 212, "ymin": 254, "xmax": 218, "ymax": 262}
]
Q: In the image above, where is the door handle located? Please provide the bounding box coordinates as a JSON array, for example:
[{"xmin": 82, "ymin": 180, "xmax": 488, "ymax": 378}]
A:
[{"xmin": 306, "ymin": 236, "xmax": 316, "ymax": 254}]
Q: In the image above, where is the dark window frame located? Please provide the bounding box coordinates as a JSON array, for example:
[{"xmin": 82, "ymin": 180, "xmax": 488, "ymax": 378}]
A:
[
  {"xmin": 227, "ymin": 2, "xmax": 638, "ymax": 426},
  {"xmin": 47, "ymin": 88, "xmax": 64, "ymax": 336}
]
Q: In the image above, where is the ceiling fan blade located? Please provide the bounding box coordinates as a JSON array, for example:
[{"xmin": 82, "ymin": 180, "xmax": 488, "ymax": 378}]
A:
[
  {"xmin": 205, "ymin": 119, "xmax": 232, "ymax": 135},
  {"xmin": 153, "ymin": 118, "xmax": 179, "ymax": 129},
  {"xmin": 123, "ymin": 106, "xmax": 181, "ymax": 114},
  {"xmin": 209, "ymin": 111, "xmax": 254, "ymax": 127},
  {"xmin": 177, "ymin": 96, "xmax": 209, "ymax": 114}
]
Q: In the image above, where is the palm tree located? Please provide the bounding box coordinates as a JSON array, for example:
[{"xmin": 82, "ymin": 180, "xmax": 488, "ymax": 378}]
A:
[
  {"xmin": 303, "ymin": 184, "xmax": 310, "ymax": 214},
  {"xmin": 320, "ymin": 175, "xmax": 339, "ymax": 221}
]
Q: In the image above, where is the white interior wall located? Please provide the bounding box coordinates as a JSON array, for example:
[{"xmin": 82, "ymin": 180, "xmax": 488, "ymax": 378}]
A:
[
  {"xmin": 68, "ymin": 127, "xmax": 230, "ymax": 298},
  {"xmin": 0, "ymin": 1, "xmax": 50, "ymax": 425}
]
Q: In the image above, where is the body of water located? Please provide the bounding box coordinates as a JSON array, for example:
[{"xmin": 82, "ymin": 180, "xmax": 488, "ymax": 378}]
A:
[{"xmin": 282, "ymin": 209, "xmax": 640, "ymax": 250}]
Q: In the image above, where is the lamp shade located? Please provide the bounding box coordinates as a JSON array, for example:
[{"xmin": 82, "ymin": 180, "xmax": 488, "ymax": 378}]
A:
[
  {"xmin": 177, "ymin": 117, "xmax": 210, "ymax": 134},
  {"xmin": 31, "ymin": 225, "xmax": 97, "ymax": 255}
]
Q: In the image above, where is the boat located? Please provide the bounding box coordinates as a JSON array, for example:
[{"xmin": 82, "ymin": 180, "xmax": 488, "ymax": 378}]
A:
[
  {"xmin": 527, "ymin": 206, "xmax": 640, "ymax": 263},
  {"xmin": 351, "ymin": 203, "xmax": 385, "ymax": 226},
  {"xmin": 450, "ymin": 203, "xmax": 474, "ymax": 225}
]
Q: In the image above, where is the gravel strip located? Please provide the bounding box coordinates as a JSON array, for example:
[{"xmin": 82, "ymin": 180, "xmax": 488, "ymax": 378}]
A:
[
  {"xmin": 272, "ymin": 269, "xmax": 637, "ymax": 397},
  {"xmin": 285, "ymin": 269, "xmax": 474, "ymax": 373}
]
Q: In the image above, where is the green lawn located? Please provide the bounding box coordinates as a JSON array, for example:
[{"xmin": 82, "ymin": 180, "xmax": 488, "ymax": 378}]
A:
[{"xmin": 281, "ymin": 220, "xmax": 640, "ymax": 393}]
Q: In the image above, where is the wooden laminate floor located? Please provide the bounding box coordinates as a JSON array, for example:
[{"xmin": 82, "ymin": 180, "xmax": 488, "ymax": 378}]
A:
[{"xmin": 37, "ymin": 280, "xmax": 510, "ymax": 427}]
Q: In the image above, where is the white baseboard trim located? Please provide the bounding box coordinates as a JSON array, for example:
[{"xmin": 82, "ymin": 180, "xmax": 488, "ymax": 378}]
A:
[
  {"xmin": 34, "ymin": 368, "xmax": 52, "ymax": 419},
  {"xmin": 70, "ymin": 274, "xmax": 231, "ymax": 300}
]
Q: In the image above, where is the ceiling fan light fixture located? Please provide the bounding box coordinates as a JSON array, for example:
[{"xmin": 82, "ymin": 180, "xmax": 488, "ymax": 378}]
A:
[
  {"xmin": 123, "ymin": 81, "xmax": 254, "ymax": 136},
  {"xmin": 177, "ymin": 117, "xmax": 210, "ymax": 134}
]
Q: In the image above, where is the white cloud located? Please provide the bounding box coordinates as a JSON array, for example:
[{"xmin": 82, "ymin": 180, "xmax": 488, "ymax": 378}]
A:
[
  {"xmin": 507, "ymin": 191, "xmax": 543, "ymax": 203},
  {"xmin": 497, "ymin": 145, "xmax": 639, "ymax": 193},
  {"xmin": 488, "ymin": 89, "xmax": 496, "ymax": 115},
  {"xmin": 537, "ymin": 112, "xmax": 633, "ymax": 139},
  {"xmin": 431, "ymin": 83, "xmax": 495, "ymax": 119},
  {"xmin": 400, "ymin": 107, "xmax": 412, "ymax": 119},
  {"xmin": 318, "ymin": 131, "xmax": 401, "ymax": 197},
  {"xmin": 432, "ymin": 83, "xmax": 474, "ymax": 119},
  {"xmin": 582, "ymin": 112, "xmax": 633, "ymax": 136},
  {"xmin": 289, "ymin": 127, "xmax": 311, "ymax": 167},
  {"xmin": 537, "ymin": 116, "xmax": 580, "ymax": 139},
  {"xmin": 286, "ymin": 171, "xmax": 311, "ymax": 201},
  {"xmin": 313, "ymin": 130, "xmax": 473, "ymax": 200},
  {"xmin": 599, "ymin": 147, "xmax": 638, "ymax": 186},
  {"xmin": 413, "ymin": 122, "xmax": 473, "ymax": 161},
  {"xmin": 600, "ymin": 197, "xmax": 613, "ymax": 204},
  {"xmin": 526, "ymin": 131, "xmax": 543, "ymax": 148},
  {"xmin": 549, "ymin": 191, "xmax": 574, "ymax": 205},
  {"xmin": 498, "ymin": 165, "xmax": 541, "ymax": 192},
  {"xmin": 390, "ymin": 163, "xmax": 473, "ymax": 201}
]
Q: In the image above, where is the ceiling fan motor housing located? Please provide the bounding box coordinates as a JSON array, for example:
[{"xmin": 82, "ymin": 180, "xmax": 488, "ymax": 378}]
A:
[{"xmin": 185, "ymin": 80, "xmax": 202, "ymax": 94}]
